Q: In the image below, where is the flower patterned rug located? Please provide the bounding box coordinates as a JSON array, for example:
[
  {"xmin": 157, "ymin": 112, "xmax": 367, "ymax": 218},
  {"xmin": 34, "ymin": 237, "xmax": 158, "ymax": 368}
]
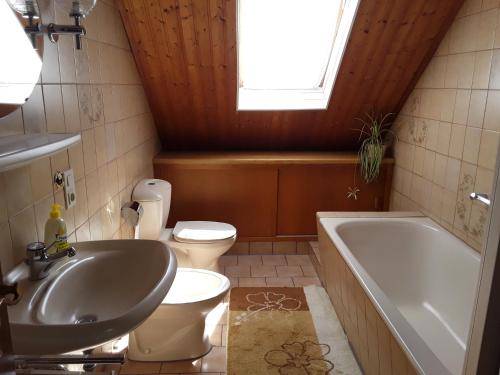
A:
[{"xmin": 227, "ymin": 286, "xmax": 361, "ymax": 375}]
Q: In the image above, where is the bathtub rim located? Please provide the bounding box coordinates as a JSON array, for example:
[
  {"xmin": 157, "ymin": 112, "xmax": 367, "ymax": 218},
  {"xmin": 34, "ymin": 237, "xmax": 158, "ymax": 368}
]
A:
[{"xmin": 317, "ymin": 213, "xmax": 480, "ymax": 375}]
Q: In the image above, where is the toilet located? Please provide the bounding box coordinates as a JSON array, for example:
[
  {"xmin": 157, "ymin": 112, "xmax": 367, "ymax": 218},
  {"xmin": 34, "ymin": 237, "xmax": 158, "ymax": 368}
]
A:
[
  {"xmin": 132, "ymin": 179, "xmax": 237, "ymax": 272},
  {"xmin": 127, "ymin": 178, "xmax": 233, "ymax": 361},
  {"xmin": 128, "ymin": 267, "xmax": 230, "ymax": 361}
]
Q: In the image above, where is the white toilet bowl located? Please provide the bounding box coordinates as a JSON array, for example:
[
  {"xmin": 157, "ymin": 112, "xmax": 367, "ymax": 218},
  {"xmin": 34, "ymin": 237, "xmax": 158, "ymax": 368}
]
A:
[
  {"xmin": 160, "ymin": 221, "xmax": 236, "ymax": 272},
  {"xmin": 128, "ymin": 268, "xmax": 230, "ymax": 361}
]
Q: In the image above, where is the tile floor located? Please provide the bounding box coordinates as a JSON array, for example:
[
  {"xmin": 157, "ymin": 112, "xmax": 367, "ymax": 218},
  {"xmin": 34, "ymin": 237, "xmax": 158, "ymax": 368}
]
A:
[{"xmin": 114, "ymin": 254, "xmax": 321, "ymax": 375}]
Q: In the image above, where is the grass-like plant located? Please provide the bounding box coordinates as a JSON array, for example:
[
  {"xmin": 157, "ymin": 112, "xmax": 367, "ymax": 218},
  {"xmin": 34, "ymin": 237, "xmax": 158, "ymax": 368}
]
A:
[{"xmin": 355, "ymin": 112, "xmax": 394, "ymax": 184}]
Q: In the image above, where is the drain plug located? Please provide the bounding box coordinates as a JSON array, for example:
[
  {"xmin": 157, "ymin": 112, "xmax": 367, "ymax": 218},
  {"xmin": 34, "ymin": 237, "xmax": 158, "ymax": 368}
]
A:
[{"xmin": 74, "ymin": 314, "xmax": 98, "ymax": 324}]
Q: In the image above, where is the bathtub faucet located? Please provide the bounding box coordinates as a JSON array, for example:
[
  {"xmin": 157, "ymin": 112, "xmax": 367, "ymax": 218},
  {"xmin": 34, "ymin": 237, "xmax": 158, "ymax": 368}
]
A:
[{"xmin": 469, "ymin": 192, "xmax": 491, "ymax": 207}]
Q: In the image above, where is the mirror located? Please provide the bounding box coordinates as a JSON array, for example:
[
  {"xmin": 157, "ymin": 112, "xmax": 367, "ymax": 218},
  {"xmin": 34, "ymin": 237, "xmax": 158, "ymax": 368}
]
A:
[{"xmin": 0, "ymin": 0, "xmax": 43, "ymax": 118}]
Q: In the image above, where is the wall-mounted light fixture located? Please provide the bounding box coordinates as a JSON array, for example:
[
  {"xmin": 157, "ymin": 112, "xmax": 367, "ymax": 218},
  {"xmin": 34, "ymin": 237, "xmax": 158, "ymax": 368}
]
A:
[{"xmin": 6, "ymin": 0, "xmax": 96, "ymax": 50}]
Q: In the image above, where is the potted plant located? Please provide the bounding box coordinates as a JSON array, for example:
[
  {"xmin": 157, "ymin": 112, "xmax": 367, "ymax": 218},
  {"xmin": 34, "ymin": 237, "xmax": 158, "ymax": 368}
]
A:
[{"xmin": 355, "ymin": 112, "xmax": 395, "ymax": 184}]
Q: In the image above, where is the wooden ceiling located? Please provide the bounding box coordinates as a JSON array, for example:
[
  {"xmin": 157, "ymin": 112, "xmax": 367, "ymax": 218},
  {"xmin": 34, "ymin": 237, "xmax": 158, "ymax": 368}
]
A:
[{"xmin": 118, "ymin": 0, "xmax": 463, "ymax": 151}]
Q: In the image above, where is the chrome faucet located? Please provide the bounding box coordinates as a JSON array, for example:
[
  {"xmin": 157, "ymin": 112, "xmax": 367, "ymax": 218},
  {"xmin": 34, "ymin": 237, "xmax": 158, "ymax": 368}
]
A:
[{"xmin": 25, "ymin": 242, "xmax": 76, "ymax": 281}]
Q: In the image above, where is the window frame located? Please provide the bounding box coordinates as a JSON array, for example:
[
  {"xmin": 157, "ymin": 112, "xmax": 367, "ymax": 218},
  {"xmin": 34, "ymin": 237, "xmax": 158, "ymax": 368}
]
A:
[{"xmin": 236, "ymin": 0, "xmax": 361, "ymax": 111}]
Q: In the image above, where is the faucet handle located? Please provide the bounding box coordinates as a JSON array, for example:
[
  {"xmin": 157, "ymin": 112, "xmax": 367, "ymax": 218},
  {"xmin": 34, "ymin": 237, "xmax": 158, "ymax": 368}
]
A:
[{"xmin": 26, "ymin": 242, "xmax": 46, "ymax": 258}]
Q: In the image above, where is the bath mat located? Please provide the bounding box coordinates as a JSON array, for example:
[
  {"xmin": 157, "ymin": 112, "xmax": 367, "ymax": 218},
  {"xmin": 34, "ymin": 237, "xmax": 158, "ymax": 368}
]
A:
[{"xmin": 227, "ymin": 286, "xmax": 361, "ymax": 375}]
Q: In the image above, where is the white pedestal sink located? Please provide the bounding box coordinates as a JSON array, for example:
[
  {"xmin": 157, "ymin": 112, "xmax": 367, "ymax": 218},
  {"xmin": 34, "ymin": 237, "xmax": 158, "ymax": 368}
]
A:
[{"xmin": 6, "ymin": 239, "xmax": 177, "ymax": 355}]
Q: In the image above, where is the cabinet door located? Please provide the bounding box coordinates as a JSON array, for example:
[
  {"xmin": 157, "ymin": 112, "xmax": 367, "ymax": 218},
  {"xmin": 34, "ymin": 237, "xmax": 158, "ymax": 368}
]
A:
[
  {"xmin": 277, "ymin": 164, "xmax": 391, "ymax": 235},
  {"xmin": 154, "ymin": 165, "xmax": 278, "ymax": 237}
]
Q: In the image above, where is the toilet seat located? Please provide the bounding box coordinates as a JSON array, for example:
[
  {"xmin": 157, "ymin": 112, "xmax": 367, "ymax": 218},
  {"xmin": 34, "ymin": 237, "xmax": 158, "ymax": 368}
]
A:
[
  {"xmin": 163, "ymin": 268, "xmax": 230, "ymax": 304},
  {"xmin": 172, "ymin": 221, "xmax": 236, "ymax": 243}
]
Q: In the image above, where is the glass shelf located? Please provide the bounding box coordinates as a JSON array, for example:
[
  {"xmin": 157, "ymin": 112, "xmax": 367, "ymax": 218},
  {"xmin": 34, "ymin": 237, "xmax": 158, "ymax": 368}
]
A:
[{"xmin": 0, "ymin": 133, "xmax": 81, "ymax": 172}]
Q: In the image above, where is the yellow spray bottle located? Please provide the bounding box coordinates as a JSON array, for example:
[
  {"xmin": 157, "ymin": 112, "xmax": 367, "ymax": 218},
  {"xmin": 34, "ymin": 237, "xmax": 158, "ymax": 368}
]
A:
[{"xmin": 44, "ymin": 204, "xmax": 69, "ymax": 254}]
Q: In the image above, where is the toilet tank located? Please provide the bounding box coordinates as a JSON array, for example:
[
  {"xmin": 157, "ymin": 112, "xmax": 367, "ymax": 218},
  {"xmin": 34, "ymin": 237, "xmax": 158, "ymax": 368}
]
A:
[{"xmin": 132, "ymin": 179, "xmax": 172, "ymax": 240}]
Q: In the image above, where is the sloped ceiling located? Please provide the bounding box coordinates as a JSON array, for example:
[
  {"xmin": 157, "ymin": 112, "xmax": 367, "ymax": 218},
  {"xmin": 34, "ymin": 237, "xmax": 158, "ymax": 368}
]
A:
[{"xmin": 118, "ymin": 0, "xmax": 463, "ymax": 151}]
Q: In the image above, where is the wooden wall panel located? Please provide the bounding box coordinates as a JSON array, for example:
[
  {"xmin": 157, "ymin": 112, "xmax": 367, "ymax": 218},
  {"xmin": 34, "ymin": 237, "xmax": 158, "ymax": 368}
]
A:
[
  {"xmin": 154, "ymin": 152, "xmax": 393, "ymax": 239},
  {"xmin": 118, "ymin": 0, "xmax": 463, "ymax": 151},
  {"xmin": 277, "ymin": 164, "xmax": 392, "ymax": 235},
  {"xmin": 154, "ymin": 164, "xmax": 279, "ymax": 237}
]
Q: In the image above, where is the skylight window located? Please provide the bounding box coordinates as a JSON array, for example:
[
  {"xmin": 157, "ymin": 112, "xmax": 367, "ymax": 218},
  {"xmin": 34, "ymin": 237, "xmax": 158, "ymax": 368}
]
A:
[{"xmin": 237, "ymin": 0, "xmax": 360, "ymax": 111}]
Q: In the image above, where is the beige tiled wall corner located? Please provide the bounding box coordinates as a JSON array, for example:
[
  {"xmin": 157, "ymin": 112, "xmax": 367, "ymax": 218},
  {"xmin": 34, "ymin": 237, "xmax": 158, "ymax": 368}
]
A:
[
  {"xmin": 391, "ymin": 0, "xmax": 500, "ymax": 251},
  {"xmin": 0, "ymin": 1, "xmax": 159, "ymax": 272}
]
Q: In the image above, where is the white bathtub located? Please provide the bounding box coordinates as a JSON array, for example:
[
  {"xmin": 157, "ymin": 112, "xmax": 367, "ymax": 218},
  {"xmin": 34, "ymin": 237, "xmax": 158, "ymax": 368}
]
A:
[{"xmin": 319, "ymin": 216, "xmax": 481, "ymax": 375}]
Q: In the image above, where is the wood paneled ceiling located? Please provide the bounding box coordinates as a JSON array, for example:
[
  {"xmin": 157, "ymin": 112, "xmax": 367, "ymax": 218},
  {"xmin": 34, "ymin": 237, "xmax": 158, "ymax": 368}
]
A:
[{"xmin": 118, "ymin": 0, "xmax": 463, "ymax": 151}]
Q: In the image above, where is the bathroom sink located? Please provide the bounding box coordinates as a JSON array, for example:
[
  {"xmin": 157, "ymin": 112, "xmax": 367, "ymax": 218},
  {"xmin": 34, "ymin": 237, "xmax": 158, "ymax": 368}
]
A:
[{"xmin": 6, "ymin": 240, "xmax": 177, "ymax": 355}]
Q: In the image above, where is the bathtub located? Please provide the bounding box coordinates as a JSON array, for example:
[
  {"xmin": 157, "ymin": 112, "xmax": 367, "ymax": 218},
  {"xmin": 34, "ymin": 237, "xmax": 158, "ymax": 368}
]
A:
[{"xmin": 317, "ymin": 214, "xmax": 481, "ymax": 375}]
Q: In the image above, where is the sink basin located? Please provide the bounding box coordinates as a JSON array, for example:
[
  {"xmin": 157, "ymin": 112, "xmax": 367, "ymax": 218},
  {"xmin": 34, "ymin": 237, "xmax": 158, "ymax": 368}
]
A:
[{"xmin": 6, "ymin": 239, "xmax": 177, "ymax": 355}]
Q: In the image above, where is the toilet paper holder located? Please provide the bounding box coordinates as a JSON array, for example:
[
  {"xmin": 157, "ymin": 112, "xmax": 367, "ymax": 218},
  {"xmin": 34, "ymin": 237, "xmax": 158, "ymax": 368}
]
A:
[{"xmin": 121, "ymin": 201, "xmax": 144, "ymax": 228}]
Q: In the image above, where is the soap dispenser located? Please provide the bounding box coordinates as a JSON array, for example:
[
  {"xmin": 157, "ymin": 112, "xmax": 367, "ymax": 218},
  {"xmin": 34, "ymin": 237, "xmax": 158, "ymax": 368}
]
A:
[{"xmin": 44, "ymin": 204, "xmax": 69, "ymax": 254}]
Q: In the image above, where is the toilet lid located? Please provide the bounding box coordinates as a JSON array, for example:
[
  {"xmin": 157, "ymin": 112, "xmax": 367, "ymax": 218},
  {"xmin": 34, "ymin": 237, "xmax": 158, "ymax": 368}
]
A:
[
  {"xmin": 163, "ymin": 268, "xmax": 230, "ymax": 304},
  {"xmin": 172, "ymin": 221, "xmax": 237, "ymax": 243}
]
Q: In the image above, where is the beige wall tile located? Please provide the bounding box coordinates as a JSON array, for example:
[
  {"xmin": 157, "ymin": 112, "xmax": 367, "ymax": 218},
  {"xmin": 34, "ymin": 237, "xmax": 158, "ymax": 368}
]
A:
[
  {"xmin": 2, "ymin": 167, "xmax": 33, "ymax": 217},
  {"xmin": 478, "ymin": 130, "xmax": 500, "ymax": 169},
  {"xmin": 22, "ymin": 85, "xmax": 46, "ymax": 133},
  {"xmin": 29, "ymin": 157, "xmax": 53, "ymax": 202},
  {"xmin": 392, "ymin": 0, "xmax": 500, "ymax": 252},
  {"xmin": 82, "ymin": 129, "xmax": 97, "ymax": 174},
  {"xmin": 0, "ymin": 0, "xmax": 157, "ymax": 272},
  {"xmin": 9, "ymin": 207, "xmax": 38, "ymax": 265},
  {"xmin": 484, "ymin": 90, "xmax": 500, "ymax": 131},
  {"xmin": 489, "ymin": 50, "xmax": 500, "ymax": 89},
  {"xmin": 436, "ymin": 122, "xmax": 452, "ymax": 154},
  {"xmin": 462, "ymin": 127, "xmax": 482, "ymax": 164},
  {"xmin": 0, "ymin": 223, "xmax": 14, "ymax": 271},
  {"xmin": 453, "ymin": 89, "xmax": 471, "ymax": 124},
  {"xmin": 467, "ymin": 90, "xmax": 487, "ymax": 127},
  {"xmin": 43, "ymin": 85, "xmax": 65, "ymax": 133},
  {"xmin": 472, "ymin": 50, "xmax": 493, "ymax": 89}
]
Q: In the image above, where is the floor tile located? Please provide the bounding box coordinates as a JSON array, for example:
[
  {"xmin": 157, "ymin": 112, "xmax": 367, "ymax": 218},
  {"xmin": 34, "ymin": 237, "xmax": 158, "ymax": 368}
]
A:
[
  {"xmin": 251, "ymin": 265, "xmax": 277, "ymax": 277},
  {"xmin": 121, "ymin": 360, "xmax": 162, "ymax": 374},
  {"xmin": 228, "ymin": 276, "xmax": 238, "ymax": 287},
  {"xmin": 249, "ymin": 241, "xmax": 273, "ymax": 254},
  {"xmin": 237, "ymin": 255, "xmax": 262, "ymax": 266},
  {"xmin": 218, "ymin": 255, "xmax": 238, "ymax": 267},
  {"xmin": 296, "ymin": 241, "xmax": 311, "ymax": 254},
  {"xmin": 224, "ymin": 265, "xmax": 250, "ymax": 277},
  {"xmin": 265, "ymin": 277, "xmax": 294, "ymax": 287},
  {"xmin": 238, "ymin": 277, "xmax": 266, "ymax": 287},
  {"xmin": 286, "ymin": 255, "xmax": 312, "ymax": 266},
  {"xmin": 301, "ymin": 265, "xmax": 318, "ymax": 277},
  {"xmin": 159, "ymin": 358, "xmax": 201, "ymax": 373},
  {"xmin": 276, "ymin": 265, "xmax": 303, "ymax": 277},
  {"xmin": 201, "ymin": 346, "xmax": 226, "ymax": 373},
  {"xmin": 261, "ymin": 255, "xmax": 287, "ymax": 266},
  {"xmin": 227, "ymin": 242, "xmax": 249, "ymax": 255},
  {"xmin": 293, "ymin": 277, "xmax": 322, "ymax": 287}
]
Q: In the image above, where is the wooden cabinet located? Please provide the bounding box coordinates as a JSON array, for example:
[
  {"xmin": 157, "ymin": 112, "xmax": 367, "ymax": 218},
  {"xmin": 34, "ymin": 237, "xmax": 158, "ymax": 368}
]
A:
[
  {"xmin": 154, "ymin": 152, "xmax": 393, "ymax": 240},
  {"xmin": 277, "ymin": 164, "xmax": 392, "ymax": 235}
]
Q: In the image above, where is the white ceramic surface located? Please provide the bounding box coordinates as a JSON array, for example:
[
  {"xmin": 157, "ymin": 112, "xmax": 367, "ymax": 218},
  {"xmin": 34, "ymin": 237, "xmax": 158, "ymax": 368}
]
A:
[
  {"xmin": 128, "ymin": 268, "xmax": 230, "ymax": 361},
  {"xmin": 6, "ymin": 239, "xmax": 177, "ymax": 355},
  {"xmin": 172, "ymin": 221, "xmax": 237, "ymax": 242},
  {"xmin": 0, "ymin": 133, "xmax": 81, "ymax": 172},
  {"xmin": 133, "ymin": 178, "xmax": 237, "ymax": 271},
  {"xmin": 165, "ymin": 229, "xmax": 236, "ymax": 272},
  {"xmin": 319, "ymin": 216, "xmax": 481, "ymax": 375}
]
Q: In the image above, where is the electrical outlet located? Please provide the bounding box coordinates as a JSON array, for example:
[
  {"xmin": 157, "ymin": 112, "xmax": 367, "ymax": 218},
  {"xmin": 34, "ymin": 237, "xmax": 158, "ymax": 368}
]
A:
[{"xmin": 63, "ymin": 169, "xmax": 76, "ymax": 209}]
